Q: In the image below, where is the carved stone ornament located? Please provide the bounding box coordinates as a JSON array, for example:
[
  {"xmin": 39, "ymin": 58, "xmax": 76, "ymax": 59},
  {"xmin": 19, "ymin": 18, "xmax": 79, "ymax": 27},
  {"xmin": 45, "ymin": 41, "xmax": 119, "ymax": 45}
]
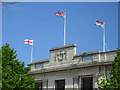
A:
[{"xmin": 55, "ymin": 51, "xmax": 67, "ymax": 62}]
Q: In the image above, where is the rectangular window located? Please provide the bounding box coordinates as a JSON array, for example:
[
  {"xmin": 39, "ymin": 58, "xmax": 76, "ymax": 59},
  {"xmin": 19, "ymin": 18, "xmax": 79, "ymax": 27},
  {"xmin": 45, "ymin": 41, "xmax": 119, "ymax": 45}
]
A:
[
  {"xmin": 35, "ymin": 64, "xmax": 43, "ymax": 69},
  {"xmin": 81, "ymin": 77, "xmax": 93, "ymax": 90},
  {"xmin": 82, "ymin": 56, "xmax": 93, "ymax": 62},
  {"xmin": 35, "ymin": 82, "xmax": 42, "ymax": 90},
  {"xmin": 55, "ymin": 80, "xmax": 65, "ymax": 90}
]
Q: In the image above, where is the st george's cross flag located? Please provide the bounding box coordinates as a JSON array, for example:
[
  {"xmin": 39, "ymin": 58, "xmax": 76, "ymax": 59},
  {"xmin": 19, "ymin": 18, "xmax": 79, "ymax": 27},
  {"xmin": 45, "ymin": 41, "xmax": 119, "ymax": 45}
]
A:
[
  {"xmin": 55, "ymin": 11, "xmax": 65, "ymax": 18},
  {"xmin": 95, "ymin": 20, "xmax": 104, "ymax": 28},
  {"xmin": 24, "ymin": 39, "xmax": 33, "ymax": 45}
]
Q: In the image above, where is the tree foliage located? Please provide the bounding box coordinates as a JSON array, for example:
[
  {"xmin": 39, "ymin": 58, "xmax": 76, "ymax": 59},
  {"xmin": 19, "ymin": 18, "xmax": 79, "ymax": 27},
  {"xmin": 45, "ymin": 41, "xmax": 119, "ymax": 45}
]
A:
[
  {"xmin": 2, "ymin": 43, "xmax": 35, "ymax": 89},
  {"xmin": 97, "ymin": 49, "xmax": 120, "ymax": 89}
]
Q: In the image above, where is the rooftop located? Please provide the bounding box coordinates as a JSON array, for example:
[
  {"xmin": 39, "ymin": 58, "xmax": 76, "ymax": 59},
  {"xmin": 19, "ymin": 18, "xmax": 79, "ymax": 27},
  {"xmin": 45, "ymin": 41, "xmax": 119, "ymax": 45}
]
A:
[
  {"xmin": 50, "ymin": 44, "xmax": 76, "ymax": 51},
  {"xmin": 27, "ymin": 44, "xmax": 117, "ymax": 75},
  {"xmin": 28, "ymin": 59, "xmax": 49, "ymax": 66}
]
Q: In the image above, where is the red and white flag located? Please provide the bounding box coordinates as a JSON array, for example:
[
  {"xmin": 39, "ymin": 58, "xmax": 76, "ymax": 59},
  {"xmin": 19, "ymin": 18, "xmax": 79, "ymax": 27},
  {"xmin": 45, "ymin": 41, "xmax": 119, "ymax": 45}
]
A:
[
  {"xmin": 24, "ymin": 39, "xmax": 33, "ymax": 45},
  {"xmin": 55, "ymin": 11, "xmax": 65, "ymax": 18},
  {"xmin": 95, "ymin": 20, "xmax": 104, "ymax": 28}
]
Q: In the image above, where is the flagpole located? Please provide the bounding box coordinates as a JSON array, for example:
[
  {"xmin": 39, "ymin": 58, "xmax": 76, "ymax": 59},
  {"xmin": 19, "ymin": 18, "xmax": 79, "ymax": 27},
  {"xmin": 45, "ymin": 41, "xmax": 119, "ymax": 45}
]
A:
[
  {"xmin": 103, "ymin": 22, "xmax": 105, "ymax": 52},
  {"xmin": 64, "ymin": 11, "xmax": 66, "ymax": 46},
  {"xmin": 31, "ymin": 44, "xmax": 33, "ymax": 63}
]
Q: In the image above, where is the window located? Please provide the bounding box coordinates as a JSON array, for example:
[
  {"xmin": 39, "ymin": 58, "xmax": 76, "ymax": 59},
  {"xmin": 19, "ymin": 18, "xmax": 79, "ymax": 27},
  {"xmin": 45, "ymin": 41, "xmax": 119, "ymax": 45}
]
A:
[
  {"xmin": 81, "ymin": 77, "xmax": 93, "ymax": 90},
  {"xmin": 35, "ymin": 64, "xmax": 43, "ymax": 69},
  {"xmin": 35, "ymin": 82, "xmax": 42, "ymax": 90},
  {"xmin": 82, "ymin": 56, "xmax": 93, "ymax": 62},
  {"xmin": 55, "ymin": 80, "xmax": 65, "ymax": 90}
]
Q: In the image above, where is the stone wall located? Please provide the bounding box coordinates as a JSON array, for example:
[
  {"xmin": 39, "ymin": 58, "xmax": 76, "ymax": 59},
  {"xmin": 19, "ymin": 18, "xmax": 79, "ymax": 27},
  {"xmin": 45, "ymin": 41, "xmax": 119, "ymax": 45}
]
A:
[
  {"xmin": 29, "ymin": 45, "xmax": 116, "ymax": 70},
  {"xmin": 28, "ymin": 44, "xmax": 117, "ymax": 89},
  {"xmin": 31, "ymin": 65, "xmax": 111, "ymax": 89}
]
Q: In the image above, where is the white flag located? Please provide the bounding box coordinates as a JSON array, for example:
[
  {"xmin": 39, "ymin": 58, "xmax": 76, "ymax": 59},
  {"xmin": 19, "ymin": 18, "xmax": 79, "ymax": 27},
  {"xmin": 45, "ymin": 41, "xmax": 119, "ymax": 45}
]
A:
[{"xmin": 24, "ymin": 39, "xmax": 33, "ymax": 45}]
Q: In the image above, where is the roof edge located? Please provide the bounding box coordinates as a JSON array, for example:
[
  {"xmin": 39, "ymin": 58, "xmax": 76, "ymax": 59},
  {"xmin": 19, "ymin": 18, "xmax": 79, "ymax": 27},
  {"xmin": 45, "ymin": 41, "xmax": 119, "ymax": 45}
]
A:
[
  {"xmin": 27, "ymin": 59, "xmax": 49, "ymax": 66},
  {"xmin": 74, "ymin": 50, "xmax": 100, "ymax": 58},
  {"xmin": 50, "ymin": 44, "xmax": 76, "ymax": 52}
]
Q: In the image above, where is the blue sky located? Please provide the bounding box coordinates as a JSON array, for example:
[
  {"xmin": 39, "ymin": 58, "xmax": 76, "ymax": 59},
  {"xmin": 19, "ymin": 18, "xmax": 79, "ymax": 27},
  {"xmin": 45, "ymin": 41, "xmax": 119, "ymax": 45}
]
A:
[{"xmin": 2, "ymin": 2, "xmax": 118, "ymax": 66}]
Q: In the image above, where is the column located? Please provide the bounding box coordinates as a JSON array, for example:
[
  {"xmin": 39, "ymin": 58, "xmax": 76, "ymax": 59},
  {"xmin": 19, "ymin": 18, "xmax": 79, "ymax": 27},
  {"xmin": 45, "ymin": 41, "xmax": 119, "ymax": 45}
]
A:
[
  {"xmin": 43, "ymin": 79, "xmax": 48, "ymax": 90},
  {"xmin": 73, "ymin": 76, "xmax": 79, "ymax": 90}
]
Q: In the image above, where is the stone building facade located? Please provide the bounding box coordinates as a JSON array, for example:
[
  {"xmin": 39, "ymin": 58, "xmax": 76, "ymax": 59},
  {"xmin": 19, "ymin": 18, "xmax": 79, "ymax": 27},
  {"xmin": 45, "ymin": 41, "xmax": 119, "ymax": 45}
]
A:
[{"xmin": 27, "ymin": 44, "xmax": 116, "ymax": 89}]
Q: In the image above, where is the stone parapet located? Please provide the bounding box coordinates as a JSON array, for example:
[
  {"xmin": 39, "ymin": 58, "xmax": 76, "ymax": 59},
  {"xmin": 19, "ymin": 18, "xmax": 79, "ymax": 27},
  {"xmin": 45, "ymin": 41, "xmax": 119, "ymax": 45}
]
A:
[{"xmin": 50, "ymin": 44, "xmax": 76, "ymax": 52}]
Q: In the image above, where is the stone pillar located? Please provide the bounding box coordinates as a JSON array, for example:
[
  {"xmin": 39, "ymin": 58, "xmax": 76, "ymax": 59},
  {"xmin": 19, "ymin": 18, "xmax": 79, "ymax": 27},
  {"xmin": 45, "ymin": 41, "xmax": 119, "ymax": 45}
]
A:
[
  {"xmin": 65, "ymin": 77, "xmax": 73, "ymax": 89},
  {"xmin": 43, "ymin": 79, "xmax": 48, "ymax": 90},
  {"xmin": 78, "ymin": 77, "xmax": 81, "ymax": 89},
  {"xmin": 93, "ymin": 74, "xmax": 98, "ymax": 89},
  {"xmin": 48, "ymin": 79, "xmax": 54, "ymax": 90},
  {"xmin": 73, "ymin": 76, "xmax": 79, "ymax": 90}
]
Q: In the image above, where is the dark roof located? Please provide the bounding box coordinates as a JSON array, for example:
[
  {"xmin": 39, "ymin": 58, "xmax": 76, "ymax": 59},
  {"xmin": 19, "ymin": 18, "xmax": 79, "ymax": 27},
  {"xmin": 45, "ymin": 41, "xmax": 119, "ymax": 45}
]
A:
[{"xmin": 50, "ymin": 44, "xmax": 76, "ymax": 52}]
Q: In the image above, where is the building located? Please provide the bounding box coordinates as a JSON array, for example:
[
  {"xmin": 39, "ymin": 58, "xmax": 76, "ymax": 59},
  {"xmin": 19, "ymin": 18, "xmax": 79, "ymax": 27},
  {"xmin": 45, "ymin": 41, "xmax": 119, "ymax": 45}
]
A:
[{"xmin": 27, "ymin": 44, "xmax": 116, "ymax": 89}]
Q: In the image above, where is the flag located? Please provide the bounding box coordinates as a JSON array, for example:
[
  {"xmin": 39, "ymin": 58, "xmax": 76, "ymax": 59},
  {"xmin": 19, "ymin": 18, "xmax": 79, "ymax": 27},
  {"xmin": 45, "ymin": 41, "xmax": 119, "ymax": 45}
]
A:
[
  {"xmin": 24, "ymin": 39, "xmax": 33, "ymax": 45},
  {"xmin": 95, "ymin": 20, "xmax": 104, "ymax": 28},
  {"xmin": 55, "ymin": 11, "xmax": 65, "ymax": 18}
]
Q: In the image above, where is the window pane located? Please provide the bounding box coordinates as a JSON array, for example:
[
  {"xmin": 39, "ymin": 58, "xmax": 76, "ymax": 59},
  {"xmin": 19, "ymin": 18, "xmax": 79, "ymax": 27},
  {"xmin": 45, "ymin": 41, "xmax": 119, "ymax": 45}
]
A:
[
  {"xmin": 55, "ymin": 80, "xmax": 65, "ymax": 90},
  {"xmin": 81, "ymin": 77, "xmax": 93, "ymax": 90},
  {"xmin": 35, "ymin": 82, "xmax": 42, "ymax": 90}
]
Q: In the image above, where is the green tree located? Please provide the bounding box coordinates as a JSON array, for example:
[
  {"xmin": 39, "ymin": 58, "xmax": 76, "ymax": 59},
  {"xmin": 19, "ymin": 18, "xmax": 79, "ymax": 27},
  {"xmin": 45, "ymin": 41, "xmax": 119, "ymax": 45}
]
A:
[
  {"xmin": 109, "ymin": 48, "xmax": 120, "ymax": 88},
  {"xmin": 2, "ymin": 43, "xmax": 35, "ymax": 89},
  {"xmin": 97, "ymin": 49, "xmax": 120, "ymax": 89}
]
